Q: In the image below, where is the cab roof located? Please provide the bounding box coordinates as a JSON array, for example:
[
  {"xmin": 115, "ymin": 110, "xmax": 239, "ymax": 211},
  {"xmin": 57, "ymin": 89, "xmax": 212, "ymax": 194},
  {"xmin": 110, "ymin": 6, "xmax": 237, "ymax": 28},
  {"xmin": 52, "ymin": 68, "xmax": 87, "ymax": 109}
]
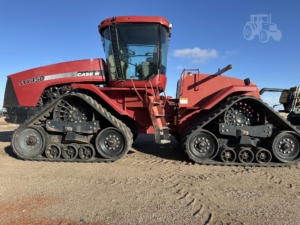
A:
[{"xmin": 98, "ymin": 16, "xmax": 170, "ymax": 34}]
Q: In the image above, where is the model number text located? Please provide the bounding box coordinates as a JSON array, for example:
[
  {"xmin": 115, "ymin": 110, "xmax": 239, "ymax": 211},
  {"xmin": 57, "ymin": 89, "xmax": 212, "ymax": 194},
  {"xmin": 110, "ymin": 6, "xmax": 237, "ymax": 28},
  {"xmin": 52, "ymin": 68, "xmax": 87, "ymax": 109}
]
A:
[{"xmin": 19, "ymin": 76, "xmax": 45, "ymax": 86}]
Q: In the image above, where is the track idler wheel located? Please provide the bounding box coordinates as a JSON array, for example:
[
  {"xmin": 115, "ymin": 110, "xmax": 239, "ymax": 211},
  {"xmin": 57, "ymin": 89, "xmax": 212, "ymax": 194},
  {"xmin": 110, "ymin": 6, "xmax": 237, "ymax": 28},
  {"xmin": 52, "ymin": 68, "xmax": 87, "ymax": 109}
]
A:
[
  {"xmin": 12, "ymin": 126, "xmax": 47, "ymax": 159},
  {"xmin": 78, "ymin": 144, "xmax": 95, "ymax": 160},
  {"xmin": 269, "ymin": 131, "xmax": 300, "ymax": 163},
  {"xmin": 184, "ymin": 129, "xmax": 219, "ymax": 163},
  {"xmin": 219, "ymin": 147, "xmax": 236, "ymax": 163},
  {"xmin": 238, "ymin": 148, "xmax": 254, "ymax": 163},
  {"xmin": 255, "ymin": 147, "xmax": 272, "ymax": 164},
  {"xmin": 45, "ymin": 144, "xmax": 61, "ymax": 160},
  {"xmin": 61, "ymin": 144, "xmax": 78, "ymax": 160},
  {"xmin": 95, "ymin": 127, "xmax": 128, "ymax": 159}
]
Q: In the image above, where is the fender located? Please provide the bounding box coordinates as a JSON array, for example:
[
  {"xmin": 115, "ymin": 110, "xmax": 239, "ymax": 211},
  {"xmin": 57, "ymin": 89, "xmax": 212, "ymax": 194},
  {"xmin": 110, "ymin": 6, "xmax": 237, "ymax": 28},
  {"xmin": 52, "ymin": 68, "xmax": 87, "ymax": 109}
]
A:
[
  {"xmin": 177, "ymin": 73, "xmax": 261, "ymax": 133},
  {"xmin": 201, "ymin": 85, "xmax": 260, "ymax": 110},
  {"xmin": 71, "ymin": 83, "xmax": 130, "ymax": 116}
]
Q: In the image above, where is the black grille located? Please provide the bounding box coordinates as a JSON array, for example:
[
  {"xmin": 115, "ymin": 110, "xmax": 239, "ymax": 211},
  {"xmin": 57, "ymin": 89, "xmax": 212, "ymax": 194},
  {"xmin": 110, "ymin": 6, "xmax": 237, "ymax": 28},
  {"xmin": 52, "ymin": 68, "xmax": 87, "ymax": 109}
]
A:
[{"xmin": 3, "ymin": 78, "xmax": 19, "ymax": 107}]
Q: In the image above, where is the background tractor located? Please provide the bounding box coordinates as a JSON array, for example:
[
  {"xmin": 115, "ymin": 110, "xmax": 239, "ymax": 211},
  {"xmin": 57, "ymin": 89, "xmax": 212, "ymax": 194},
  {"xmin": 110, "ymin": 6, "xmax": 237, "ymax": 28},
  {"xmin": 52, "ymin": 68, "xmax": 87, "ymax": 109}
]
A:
[
  {"xmin": 3, "ymin": 16, "xmax": 300, "ymax": 166},
  {"xmin": 243, "ymin": 14, "xmax": 282, "ymax": 43}
]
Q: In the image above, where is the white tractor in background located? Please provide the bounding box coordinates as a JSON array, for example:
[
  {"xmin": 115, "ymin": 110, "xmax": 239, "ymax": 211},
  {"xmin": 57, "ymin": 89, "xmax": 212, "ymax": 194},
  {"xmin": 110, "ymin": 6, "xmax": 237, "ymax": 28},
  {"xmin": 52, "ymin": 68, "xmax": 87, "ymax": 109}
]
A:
[{"xmin": 243, "ymin": 14, "xmax": 282, "ymax": 43}]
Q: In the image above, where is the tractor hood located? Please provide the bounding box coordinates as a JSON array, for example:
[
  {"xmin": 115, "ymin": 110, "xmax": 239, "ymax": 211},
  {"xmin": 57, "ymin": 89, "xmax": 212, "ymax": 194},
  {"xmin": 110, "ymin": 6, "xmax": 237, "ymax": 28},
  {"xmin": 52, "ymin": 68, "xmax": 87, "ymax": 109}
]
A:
[{"xmin": 4, "ymin": 58, "xmax": 107, "ymax": 107}]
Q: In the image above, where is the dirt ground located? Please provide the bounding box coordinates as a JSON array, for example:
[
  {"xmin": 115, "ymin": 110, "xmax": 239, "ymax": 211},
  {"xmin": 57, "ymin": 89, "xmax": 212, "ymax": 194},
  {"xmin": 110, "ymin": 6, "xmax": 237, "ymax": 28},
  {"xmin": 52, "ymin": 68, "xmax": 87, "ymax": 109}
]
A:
[{"xmin": 1, "ymin": 117, "xmax": 300, "ymax": 225}]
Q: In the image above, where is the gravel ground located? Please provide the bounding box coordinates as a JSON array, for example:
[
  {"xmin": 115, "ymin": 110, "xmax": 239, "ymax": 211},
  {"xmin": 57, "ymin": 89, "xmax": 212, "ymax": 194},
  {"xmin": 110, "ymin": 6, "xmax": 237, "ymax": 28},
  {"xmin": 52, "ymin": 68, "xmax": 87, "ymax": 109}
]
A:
[{"xmin": 0, "ymin": 117, "xmax": 300, "ymax": 225}]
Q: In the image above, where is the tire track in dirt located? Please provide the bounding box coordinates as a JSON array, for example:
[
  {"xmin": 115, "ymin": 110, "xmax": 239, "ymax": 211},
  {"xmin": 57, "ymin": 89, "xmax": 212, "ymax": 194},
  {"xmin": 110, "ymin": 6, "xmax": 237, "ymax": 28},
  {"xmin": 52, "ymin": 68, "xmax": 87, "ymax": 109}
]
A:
[
  {"xmin": 124, "ymin": 139, "xmax": 218, "ymax": 224},
  {"xmin": 130, "ymin": 137, "xmax": 246, "ymax": 224},
  {"xmin": 159, "ymin": 165, "xmax": 292, "ymax": 224},
  {"xmin": 164, "ymin": 174, "xmax": 216, "ymax": 224},
  {"xmin": 175, "ymin": 188, "xmax": 213, "ymax": 224},
  {"xmin": 124, "ymin": 155, "xmax": 218, "ymax": 223}
]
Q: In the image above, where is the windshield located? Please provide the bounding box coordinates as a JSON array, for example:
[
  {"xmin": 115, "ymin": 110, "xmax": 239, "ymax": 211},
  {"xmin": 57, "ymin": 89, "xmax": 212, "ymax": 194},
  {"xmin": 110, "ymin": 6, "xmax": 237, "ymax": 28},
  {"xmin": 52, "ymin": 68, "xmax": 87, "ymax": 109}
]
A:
[{"xmin": 102, "ymin": 23, "xmax": 168, "ymax": 81}]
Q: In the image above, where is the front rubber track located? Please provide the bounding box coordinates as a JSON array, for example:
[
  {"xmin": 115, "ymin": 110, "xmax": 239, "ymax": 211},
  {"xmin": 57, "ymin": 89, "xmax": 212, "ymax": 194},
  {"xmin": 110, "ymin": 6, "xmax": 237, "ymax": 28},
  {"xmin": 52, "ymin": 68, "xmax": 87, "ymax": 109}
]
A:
[{"xmin": 11, "ymin": 93, "xmax": 133, "ymax": 163}]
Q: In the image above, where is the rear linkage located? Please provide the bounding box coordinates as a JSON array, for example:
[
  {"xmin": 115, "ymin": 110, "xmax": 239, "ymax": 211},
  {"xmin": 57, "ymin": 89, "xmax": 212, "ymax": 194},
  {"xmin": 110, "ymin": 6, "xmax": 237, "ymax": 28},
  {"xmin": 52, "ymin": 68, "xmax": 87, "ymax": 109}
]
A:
[{"xmin": 11, "ymin": 93, "xmax": 133, "ymax": 163}]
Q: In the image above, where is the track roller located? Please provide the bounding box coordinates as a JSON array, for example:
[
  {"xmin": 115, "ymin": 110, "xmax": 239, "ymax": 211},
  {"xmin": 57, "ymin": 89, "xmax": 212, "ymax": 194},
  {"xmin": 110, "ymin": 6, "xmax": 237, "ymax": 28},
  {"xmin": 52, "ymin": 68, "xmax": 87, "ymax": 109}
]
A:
[
  {"xmin": 45, "ymin": 144, "xmax": 61, "ymax": 160},
  {"xmin": 238, "ymin": 148, "xmax": 254, "ymax": 163},
  {"xmin": 254, "ymin": 147, "xmax": 272, "ymax": 164},
  {"xmin": 78, "ymin": 144, "xmax": 95, "ymax": 160},
  {"xmin": 61, "ymin": 144, "xmax": 78, "ymax": 160},
  {"xmin": 219, "ymin": 147, "xmax": 236, "ymax": 163}
]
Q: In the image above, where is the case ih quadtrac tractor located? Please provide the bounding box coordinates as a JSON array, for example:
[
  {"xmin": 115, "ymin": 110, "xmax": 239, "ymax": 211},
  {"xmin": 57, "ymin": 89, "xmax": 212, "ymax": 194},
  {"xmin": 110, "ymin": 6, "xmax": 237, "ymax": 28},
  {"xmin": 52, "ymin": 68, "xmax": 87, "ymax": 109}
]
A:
[{"xmin": 3, "ymin": 16, "xmax": 300, "ymax": 166}]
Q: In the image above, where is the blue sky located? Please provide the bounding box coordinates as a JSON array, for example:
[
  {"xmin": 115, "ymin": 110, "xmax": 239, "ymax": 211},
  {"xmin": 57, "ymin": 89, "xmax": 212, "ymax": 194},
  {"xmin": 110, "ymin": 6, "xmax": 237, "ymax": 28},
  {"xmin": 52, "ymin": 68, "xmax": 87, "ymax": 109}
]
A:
[{"xmin": 1, "ymin": 0, "xmax": 299, "ymax": 108}]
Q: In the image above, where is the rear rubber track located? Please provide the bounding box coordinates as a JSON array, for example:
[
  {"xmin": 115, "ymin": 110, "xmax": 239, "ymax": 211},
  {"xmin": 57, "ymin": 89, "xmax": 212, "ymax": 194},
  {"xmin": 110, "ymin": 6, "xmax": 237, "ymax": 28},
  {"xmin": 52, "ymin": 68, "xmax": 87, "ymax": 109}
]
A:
[{"xmin": 181, "ymin": 96, "xmax": 300, "ymax": 167}]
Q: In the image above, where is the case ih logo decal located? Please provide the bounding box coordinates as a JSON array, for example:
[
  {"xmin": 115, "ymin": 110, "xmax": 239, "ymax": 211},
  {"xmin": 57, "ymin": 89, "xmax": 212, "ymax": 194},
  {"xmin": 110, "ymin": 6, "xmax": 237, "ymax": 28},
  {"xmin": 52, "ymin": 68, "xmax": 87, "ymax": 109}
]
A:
[
  {"xmin": 77, "ymin": 71, "xmax": 101, "ymax": 76},
  {"xmin": 19, "ymin": 76, "xmax": 45, "ymax": 86}
]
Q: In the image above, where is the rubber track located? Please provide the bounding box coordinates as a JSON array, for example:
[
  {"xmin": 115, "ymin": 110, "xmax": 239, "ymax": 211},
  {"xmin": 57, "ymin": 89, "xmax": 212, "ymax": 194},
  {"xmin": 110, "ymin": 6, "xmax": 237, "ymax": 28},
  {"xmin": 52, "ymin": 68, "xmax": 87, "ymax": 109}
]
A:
[
  {"xmin": 12, "ymin": 93, "xmax": 133, "ymax": 163},
  {"xmin": 182, "ymin": 96, "xmax": 300, "ymax": 167}
]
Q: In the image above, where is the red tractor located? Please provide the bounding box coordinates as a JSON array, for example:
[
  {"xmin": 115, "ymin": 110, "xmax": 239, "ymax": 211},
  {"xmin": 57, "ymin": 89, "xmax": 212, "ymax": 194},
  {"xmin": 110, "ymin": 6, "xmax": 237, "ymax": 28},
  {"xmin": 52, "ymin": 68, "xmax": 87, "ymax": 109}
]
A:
[{"xmin": 3, "ymin": 16, "xmax": 300, "ymax": 166}]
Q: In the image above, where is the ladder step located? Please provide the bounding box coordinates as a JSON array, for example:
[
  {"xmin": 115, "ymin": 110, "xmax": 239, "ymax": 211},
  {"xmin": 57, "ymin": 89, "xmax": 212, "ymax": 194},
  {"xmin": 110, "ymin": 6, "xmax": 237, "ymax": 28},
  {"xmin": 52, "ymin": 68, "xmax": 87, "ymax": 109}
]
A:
[
  {"xmin": 154, "ymin": 127, "xmax": 170, "ymax": 144},
  {"xmin": 160, "ymin": 139, "xmax": 171, "ymax": 144},
  {"xmin": 159, "ymin": 126, "xmax": 169, "ymax": 130}
]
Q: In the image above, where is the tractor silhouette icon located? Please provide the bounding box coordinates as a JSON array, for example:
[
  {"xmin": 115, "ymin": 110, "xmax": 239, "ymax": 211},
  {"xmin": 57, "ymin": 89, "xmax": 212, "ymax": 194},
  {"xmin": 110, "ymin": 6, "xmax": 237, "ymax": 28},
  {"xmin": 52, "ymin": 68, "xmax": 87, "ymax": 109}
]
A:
[{"xmin": 243, "ymin": 14, "xmax": 282, "ymax": 43}]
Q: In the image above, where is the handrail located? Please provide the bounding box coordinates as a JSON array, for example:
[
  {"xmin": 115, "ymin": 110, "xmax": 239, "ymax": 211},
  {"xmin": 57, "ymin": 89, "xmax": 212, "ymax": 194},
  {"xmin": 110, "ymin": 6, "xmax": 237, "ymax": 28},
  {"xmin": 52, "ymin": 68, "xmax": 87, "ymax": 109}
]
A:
[
  {"xmin": 157, "ymin": 82, "xmax": 167, "ymax": 108},
  {"xmin": 179, "ymin": 68, "xmax": 200, "ymax": 96},
  {"xmin": 144, "ymin": 79, "xmax": 155, "ymax": 105},
  {"xmin": 130, "ymin": 77, "xmax": 143, "ymax": 101}
]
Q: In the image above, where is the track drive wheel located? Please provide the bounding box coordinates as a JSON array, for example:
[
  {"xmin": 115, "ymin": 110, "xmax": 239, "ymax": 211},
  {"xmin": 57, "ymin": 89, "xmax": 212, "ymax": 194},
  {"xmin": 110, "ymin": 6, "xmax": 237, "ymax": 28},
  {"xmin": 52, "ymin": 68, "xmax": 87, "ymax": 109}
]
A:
[
  {"xmin": 95, "ymin": 127, "xmax": 129, "ymax": 160},
  {"xmin": 184, "ymin": 129, "xmax": 219, "ymax": 163},
  {"xmin": 12, "ymin": 126, "xmax": 47, "ymax": 159},
  {"xmin": 53, "ymin": 97, "xmax": 94, "ymax": 122},
  {"xmin": 269, "ymin": 131, "xmax": 300, "ymax": 163},
  {"xmin": 223, "ymin": 100, "xmax": 265, "ymax": 126}
]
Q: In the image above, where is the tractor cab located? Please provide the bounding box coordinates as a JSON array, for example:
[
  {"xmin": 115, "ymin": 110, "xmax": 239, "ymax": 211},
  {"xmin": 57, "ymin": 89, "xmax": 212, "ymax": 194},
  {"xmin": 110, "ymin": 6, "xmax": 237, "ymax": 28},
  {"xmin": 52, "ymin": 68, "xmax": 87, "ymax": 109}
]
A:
[
  {"xmin": 99, "ymin": 16, "xmax": 171, "ymax": 89},
  {"xmin": 251, "ymin": 14, "xmax": 270, "ymax": 23}
]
